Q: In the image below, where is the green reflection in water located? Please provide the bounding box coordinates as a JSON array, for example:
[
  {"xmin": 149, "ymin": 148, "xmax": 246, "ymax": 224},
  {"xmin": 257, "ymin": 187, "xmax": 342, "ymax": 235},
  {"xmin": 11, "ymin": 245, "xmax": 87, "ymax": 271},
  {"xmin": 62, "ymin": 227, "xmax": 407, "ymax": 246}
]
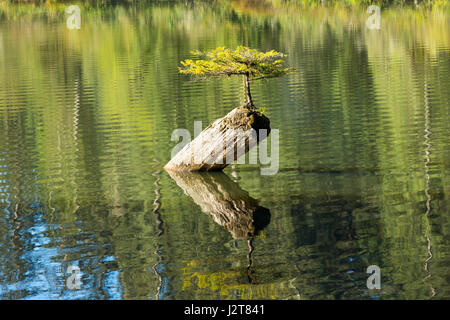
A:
[{"xmin": 0, "ymin": 1, "xmax": 449, "ymax": 299}]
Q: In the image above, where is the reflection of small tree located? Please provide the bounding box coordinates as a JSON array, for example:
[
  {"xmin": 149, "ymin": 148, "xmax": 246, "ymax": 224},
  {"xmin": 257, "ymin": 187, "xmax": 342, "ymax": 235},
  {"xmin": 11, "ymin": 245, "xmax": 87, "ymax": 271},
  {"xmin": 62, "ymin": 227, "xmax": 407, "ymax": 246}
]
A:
[{"xmin": 179, "ymin": 46, "xmax": 293, "ymax": 108}]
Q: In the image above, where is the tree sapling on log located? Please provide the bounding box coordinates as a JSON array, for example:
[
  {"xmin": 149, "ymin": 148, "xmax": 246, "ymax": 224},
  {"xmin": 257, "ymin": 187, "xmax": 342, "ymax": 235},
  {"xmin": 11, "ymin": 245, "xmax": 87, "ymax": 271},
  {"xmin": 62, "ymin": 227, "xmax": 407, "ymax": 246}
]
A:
[{"xmin": 164, "ymin": 46, "xmax": 292, "ymax": 171}]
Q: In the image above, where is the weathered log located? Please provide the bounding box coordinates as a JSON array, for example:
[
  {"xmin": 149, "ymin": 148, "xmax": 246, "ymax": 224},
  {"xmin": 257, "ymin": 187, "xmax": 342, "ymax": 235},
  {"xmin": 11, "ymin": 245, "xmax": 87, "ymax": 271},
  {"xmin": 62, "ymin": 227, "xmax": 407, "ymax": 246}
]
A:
[
  {"xmin": 167, "ymin": 171, "xmax": 270, "ymax": 240},
  {"xmin": 164, "ymin": 106, "xmax": 270, "ymax": 171}
]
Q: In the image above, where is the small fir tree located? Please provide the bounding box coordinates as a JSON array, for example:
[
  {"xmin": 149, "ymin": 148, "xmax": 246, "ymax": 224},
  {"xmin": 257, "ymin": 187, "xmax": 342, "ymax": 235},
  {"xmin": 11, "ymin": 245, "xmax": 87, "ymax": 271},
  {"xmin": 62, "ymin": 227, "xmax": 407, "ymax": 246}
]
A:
[{"xmin": 179, "ymin": 46, "xmax": 293, "ymax": 108}]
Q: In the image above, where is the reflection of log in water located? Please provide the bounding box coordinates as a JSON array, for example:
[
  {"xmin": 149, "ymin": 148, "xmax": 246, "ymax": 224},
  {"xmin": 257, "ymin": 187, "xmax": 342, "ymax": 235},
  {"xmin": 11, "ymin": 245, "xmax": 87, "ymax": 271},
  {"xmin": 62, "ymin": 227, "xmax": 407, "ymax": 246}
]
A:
[
  {"xmin": 167, "ymin": 171, "xmax": 270, "ymax": 240},
  {"xmin": 167, "ymin": 171, "xmax": 270, "ymax": 282}
]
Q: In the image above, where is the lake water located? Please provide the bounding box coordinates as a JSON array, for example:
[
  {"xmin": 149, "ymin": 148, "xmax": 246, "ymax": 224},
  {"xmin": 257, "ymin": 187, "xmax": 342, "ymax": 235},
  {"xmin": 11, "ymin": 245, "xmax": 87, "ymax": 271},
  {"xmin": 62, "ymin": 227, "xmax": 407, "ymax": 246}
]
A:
[{"xmin": 0, "ymin": 2, "xmax": 449, "ymax": 299}]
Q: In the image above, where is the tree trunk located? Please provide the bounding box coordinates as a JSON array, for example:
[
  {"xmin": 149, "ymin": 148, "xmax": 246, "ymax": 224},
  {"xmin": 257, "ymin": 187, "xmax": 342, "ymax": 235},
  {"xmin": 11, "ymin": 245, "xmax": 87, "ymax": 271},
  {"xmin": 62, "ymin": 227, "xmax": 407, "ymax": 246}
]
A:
[
  {"xmin": 164, "ymin": 106, "xmax": 270, "ymax": 171},
  {"xmin": 167, "ymin": 171, "xmax": 270, "ymax": 240},
  {"xmin": 243, "ymin": 73, "xmax": 254, "ymax": 108}
]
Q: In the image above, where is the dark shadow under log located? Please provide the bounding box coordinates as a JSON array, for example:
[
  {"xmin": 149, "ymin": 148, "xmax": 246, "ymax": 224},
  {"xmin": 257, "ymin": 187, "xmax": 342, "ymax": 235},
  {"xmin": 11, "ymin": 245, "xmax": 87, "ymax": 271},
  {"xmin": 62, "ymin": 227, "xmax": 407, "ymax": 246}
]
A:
[
  {"xmin": 164, "ymin": 106, "xmax": 270, "ymax": 171},
  {"xmin": 167, "ymin": 171, "xmax": 270, "ymax": 240}
]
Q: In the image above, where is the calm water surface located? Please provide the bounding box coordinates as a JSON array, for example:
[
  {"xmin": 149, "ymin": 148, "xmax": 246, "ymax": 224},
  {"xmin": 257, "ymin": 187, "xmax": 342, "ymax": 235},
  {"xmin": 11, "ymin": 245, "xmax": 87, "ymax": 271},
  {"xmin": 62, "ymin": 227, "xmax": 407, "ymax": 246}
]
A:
[{"xmin": 0, "ymin": 2, "xmax": 449, "ymax": 299}]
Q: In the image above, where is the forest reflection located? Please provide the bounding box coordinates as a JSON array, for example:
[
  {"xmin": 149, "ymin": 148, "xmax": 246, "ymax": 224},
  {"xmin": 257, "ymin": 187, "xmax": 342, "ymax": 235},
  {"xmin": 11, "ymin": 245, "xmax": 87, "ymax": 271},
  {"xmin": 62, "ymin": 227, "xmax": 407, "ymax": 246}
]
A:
[{"xmin": 0, "ymin": 1, "xmax": 449, "ymax": 299}]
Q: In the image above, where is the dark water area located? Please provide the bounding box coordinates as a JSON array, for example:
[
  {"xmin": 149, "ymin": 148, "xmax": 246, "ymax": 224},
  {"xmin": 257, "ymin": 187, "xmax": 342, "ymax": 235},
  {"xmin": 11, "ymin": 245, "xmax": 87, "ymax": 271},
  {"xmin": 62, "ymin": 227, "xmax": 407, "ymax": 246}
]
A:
[{"xmin": 0, "ymin": 2, "xmax": 449, "ymax": 299}]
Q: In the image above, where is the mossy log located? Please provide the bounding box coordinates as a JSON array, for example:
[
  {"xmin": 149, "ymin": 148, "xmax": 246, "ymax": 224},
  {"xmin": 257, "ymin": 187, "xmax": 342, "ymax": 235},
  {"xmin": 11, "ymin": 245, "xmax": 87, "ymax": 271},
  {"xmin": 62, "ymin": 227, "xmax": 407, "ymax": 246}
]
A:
[
  {"xmin": 164, "ymin": 106, "xmax": 270, "ymax": 171},
  {"xmin": 167, "ymin": 171, "xmax": 270, "ymax": 240}
]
